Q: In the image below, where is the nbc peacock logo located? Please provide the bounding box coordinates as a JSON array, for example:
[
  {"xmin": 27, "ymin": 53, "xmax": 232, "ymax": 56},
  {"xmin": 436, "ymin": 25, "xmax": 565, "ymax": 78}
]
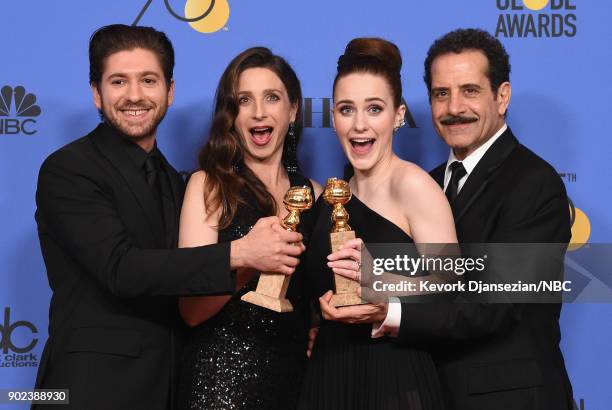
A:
[
  {"xmin": 0, "ymin": 85, "xmax": 41, "ymax": 136},
  {"xmin": 133, "ymin": 0, "xmax": 230, "ymax": 34}
]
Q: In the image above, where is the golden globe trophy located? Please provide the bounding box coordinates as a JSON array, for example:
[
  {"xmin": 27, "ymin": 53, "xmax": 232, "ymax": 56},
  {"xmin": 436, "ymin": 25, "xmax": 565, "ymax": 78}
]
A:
[
  {"xmin": 324, "ymin": 177, "xmax": 362, "ymax": 307},
  {"xmin": 241, "ymin": 185, "xmax": 313, "ymax": 312}
]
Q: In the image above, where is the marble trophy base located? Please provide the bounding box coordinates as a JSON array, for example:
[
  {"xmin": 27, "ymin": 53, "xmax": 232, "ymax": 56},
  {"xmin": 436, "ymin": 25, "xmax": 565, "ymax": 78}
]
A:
[
  {"xmin": 329, "ymin": 230, "xmax": 363, "ymax": 307},
  {"xmin": 241, "ymin": 272, "xmax": 293, "ymax": 313}
]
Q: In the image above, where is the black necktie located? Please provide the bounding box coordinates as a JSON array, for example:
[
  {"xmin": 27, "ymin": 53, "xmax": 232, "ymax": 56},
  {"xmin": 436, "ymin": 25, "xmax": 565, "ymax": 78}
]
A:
[
  {"xmin": 144, "ymin": 151, "xmax": 176, "ymax": 246},
  {"xmin": 144, "ymin": 153, "xmax": 162, "ymax": 192},
  {"xmin": 143, "ymin": 152, "xmax": 164, "ymax": 228},
  {"xmin": 445, "ymin": 161, "xmax": 467, "ymax": 203}
]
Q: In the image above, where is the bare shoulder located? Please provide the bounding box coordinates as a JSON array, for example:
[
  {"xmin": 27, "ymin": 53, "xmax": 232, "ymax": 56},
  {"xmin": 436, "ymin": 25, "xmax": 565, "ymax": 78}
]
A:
[
  {"xmin": 179, "ymin": 170, "xmax": 219, "ymax": 246},
  {"xmin": 182, "ymin": 170, "xmax": 210, "ymax": 213},
  {"xmin": 391, "ymin": 160, "xmax": 441, "ymax": 199},
  {"xmin": 391, "ymin": 160, "xmax": 456, "ymax": 243},
  {"xmin": 188, "ymin": 170, "xmax": 207, "ymax": 185},
  {"xmin": 185, "ymin": 170, "xmax": 207, "ymax": 195},
  {"xmin": 180, "ymin": 170, "xmax": 220, "ymax": 230}
]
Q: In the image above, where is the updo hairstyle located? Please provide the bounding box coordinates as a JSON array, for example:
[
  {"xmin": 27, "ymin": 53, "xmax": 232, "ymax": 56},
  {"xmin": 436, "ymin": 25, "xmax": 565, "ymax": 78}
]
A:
[{"xmin": 333, "ymin": 37, "xmax": 403, "ymax": 107}]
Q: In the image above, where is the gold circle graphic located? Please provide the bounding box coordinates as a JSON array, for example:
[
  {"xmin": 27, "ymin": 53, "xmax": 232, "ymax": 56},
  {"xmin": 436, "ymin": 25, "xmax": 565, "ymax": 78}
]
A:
[
  {"xmin": 568, "ymin": 207, "xmax": 591, "ymax": 251},
  {"xmin": 186, "ymin": 0, "xmax": 230, "ymax": 33},
  {"xmin": 523, "ymin": 0, "xmax": 549, "ymax": 11}
]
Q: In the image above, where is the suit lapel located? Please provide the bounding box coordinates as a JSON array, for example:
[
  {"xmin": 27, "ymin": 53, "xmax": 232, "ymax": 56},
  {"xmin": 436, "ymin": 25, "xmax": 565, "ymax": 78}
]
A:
[
  {"xmin": 89, "ymin": 123, "xmax": 166, "ymax": 245},
  {"xmin": 453, "ymin": 179, "xmax": 489, "ymax": 222},
  {"xmin": 158, "ymin": 151, "xmax": 185, "ymax": 247},
  {"xmin": 436, "ymin": 128, "xmax": 519, "ymax": 223},
  {"xmin": 431, "ymin": 163, "xmax": 445, "ymax": 188},
  {"xmin": 158, "ymin": 151, "xmax": 184, "ymax": 217}
]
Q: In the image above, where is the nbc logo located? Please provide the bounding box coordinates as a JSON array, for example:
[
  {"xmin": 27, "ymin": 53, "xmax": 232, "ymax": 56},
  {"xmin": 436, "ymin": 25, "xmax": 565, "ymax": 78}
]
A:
[
  {"xmin": 133, "ymin": 0, "xmax": 230, "ymax": 34},
  {"xmin": 0, "ymin": 85, "xmax": 41, "ymax": 135}
]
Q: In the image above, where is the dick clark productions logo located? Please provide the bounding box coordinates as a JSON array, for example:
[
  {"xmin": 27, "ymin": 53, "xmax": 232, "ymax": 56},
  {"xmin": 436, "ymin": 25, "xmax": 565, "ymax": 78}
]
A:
[
  {"xmin": 0, "ymin": 85, "xmax": 41, "ymax": 135},
  {"xmin": 495, "ymin": 0, "xmax": 577, "ymax": 38},
  {"xmin": 0, "ymin": 307, "xmax": 39, "ymax": 368}
]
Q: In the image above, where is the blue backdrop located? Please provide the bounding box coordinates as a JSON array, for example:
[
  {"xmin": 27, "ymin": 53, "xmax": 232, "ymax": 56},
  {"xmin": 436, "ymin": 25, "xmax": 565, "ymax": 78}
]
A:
[{"xmin": 1, "ymin": 1, "xmax": 610, "ymax": 409}]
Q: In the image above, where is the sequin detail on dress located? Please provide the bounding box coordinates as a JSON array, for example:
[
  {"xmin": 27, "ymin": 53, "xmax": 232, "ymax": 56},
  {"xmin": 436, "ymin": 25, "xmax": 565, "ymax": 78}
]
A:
[{"xmin": 178, "ymin": 173, "xmax": 313, "ymax": 410}]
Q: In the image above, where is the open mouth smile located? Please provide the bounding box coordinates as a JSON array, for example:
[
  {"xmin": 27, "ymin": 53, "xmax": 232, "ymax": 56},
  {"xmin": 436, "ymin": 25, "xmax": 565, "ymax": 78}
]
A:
[
  {"xmin": 249, "ymin": 126, "xmax": 274, "ymax": 146},
  {"xmin": 119, "ymin": 107, "xmax": 152, "ymax": 119},
  {"xmin": 349, "ymin": 138, "xmax": 375, "ymax": 155}
]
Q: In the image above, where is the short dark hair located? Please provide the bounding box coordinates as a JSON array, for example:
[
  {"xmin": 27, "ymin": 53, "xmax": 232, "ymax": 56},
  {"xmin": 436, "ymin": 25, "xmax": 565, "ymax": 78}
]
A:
[
  {"xmin": 424, "ymin": 28, "xmax": 511, "ymax": 96},
  {"xmin": 89, "ymin": 24, "xmax": 174, "ymax": 86}
]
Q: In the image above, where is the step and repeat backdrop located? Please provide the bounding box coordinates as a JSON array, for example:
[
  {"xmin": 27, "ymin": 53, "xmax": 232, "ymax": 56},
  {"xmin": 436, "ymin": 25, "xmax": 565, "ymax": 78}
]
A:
[{"xmin": 1, "ymin": 1, "xmax": 610, "ymax": 409}]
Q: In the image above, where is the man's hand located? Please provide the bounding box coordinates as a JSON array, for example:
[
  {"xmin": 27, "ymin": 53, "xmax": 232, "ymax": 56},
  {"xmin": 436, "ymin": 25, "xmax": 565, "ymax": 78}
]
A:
[
  {"xmin": 230, "ymin": 216, "xmax": 305, "ymax": 274},
  {"xmin": 319, "ymin": 290, "xmax": 388, "ymax": 325}
]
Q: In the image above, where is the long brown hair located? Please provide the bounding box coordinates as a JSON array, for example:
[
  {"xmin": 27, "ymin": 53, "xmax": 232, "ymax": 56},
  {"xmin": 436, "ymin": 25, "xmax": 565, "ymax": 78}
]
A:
[{"xmin": 198, "ymin": 47, "xmax": 303, "ymax": 228}]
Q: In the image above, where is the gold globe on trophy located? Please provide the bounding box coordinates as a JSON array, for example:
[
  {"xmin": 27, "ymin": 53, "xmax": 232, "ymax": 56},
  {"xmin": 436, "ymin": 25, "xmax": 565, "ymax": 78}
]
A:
[
  {"xmin": 241, "ymin": 185, "xmax": 313, "ymax": 312},
  {"xmin": 323, "ymin": 177, "xmax": 362, "ymax": 307}
]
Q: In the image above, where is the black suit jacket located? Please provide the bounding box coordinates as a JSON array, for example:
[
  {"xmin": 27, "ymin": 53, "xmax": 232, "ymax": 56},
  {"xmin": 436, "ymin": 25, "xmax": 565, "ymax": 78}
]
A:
[
  {"xmin": 398, "ymin": 128, "xmax": 573, "ymax": 410},
  {"xmin": 33, "ymin": 123, "xmax": 235, "ymax": 410}
]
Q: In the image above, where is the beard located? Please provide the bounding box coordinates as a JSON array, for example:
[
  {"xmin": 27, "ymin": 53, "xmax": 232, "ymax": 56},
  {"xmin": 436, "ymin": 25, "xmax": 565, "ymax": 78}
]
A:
[{"xmin": 99, "ymin": 100, "xmax": 169, "ymax": 142}]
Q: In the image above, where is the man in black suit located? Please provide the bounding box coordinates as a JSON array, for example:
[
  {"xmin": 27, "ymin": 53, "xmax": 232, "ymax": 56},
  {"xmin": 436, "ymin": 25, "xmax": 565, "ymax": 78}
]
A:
[
  {"xmin": 387, "ymin": 29, "xmax": 573, "ymax": 410},
  {"xmin": 33, "ymin": 25, "xmax": 303, "ymax": 409}
]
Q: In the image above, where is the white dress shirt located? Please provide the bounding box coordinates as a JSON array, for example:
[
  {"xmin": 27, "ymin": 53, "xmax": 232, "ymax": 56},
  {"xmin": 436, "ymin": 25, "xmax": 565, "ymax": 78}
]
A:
[
  {"xmin": 371, "ymin": 124, "xmax": 508, "ymax": 339},
  {"xmin": 442, "ymin": 124, "xmax": 508, "ymax": 193}
]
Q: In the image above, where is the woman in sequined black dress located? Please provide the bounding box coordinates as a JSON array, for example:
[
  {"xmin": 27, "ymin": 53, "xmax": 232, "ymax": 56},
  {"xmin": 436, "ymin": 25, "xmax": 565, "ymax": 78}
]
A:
[
  {"xmin": 177, "ymin": 47, "xmax": 322, "ymax": 410},
  {"xmin": 298, "ymin": 38, "xmax": 457, "ymax": 410}
]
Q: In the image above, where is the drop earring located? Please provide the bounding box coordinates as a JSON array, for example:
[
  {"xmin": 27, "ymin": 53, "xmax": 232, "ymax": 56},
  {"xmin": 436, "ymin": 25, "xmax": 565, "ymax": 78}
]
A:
[
  {"xmin": 283, "ymin": 122, "xmax": 298, "ymax": 173},
  {"xmin": 394, "ymin": 118, "xmax": 406, "ymax": 132}
]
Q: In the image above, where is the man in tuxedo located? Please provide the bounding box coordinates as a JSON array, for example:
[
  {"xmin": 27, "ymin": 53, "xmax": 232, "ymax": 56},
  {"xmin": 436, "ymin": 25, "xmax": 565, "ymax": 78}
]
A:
[
  {"xmin": 321, "ymin": 29, "xmax": 573, "ymax": 410},
  {"xmin": 392, "ymin": 28, "xmax": 573, "ymax": 410},
  {"xmin": 33, "ymin": 24, "xmax": 303, "ymax": 410}
]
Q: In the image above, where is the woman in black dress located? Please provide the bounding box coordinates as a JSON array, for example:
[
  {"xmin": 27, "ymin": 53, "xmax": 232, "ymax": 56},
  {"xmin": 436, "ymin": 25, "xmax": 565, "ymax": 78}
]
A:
[
  {"xmin": 299, "ymin": 38, "xmax": 457, "ymax": 410},
  {"xmin": 177, "ymin": 47, "xmax": 322, "ymax": 410}
]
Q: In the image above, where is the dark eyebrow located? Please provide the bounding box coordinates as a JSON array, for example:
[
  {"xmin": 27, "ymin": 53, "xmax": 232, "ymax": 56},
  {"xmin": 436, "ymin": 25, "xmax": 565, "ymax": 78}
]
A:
[
  {"xmin": 430, "ymin": 86, "xmax": 448, "ymax": 94},
  {"xmin": 335, "ymin": 97, "xmax": 387, "ymax": 106},
  {"xmin": 237, "ymin": 88, "xmax": 283, "ymax": 95},
  {"xmin": 140, "ymin": 71, "xmax": 161, "ymax": 78},
  {"xmin": 460, "ymin": 83, "xmax": 483, "ymax": 90},
  {"xmin": 107, "ymin": 71, "xmax": 161, "ymax": 79},
  {"xmin": 106, "ymin": 73, "xmax": 127, "ymax": 80}
]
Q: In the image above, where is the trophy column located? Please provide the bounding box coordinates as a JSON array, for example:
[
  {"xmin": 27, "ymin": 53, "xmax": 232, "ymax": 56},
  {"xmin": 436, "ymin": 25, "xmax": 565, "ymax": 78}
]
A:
[
  {"xmin": 324, "ymin": 178, "xmax": 362, "ymax": 307},
  {"xmin": 241, "ymin": 186, "xmax": 313, "ymax": 312}
]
